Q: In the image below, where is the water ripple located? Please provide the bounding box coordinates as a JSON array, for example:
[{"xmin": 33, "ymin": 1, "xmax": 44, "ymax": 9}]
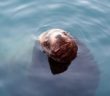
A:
[{"xmin": 0, "ymin": 0, "xmax": 110, "ymax": 96}]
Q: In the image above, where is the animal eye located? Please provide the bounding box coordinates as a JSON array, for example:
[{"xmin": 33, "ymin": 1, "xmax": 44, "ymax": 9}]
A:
[
  {"xmin": 55, "ymin": 34, "xmax": 62, "ymax": 39},
  {"xmin": 43, "ymin": 41, "xmax": 50, "ymax": 49},
  {"xmin": 63, "ymin": 32, "xmax": 67, "ymax": 36},
  {"xmin": 43, "ymin": 41, "xmax": 48, "ymax": 46}
]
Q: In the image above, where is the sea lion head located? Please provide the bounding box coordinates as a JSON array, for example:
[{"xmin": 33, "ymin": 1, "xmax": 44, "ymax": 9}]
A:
[{"xmin": 38, "ymin": 29, "xmax": 78, "ymax": 63}]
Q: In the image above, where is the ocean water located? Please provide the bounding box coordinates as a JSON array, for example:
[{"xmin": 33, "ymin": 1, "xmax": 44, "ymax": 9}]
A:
[{"xmin": 0, "ymin": 0, "xmax": 110, "ymax": 96}]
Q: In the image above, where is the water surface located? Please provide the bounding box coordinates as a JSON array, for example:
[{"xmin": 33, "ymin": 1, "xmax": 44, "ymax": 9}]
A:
[{"xmin": 0, "ymin": 0, "xmax": 110, "ymax": 96}]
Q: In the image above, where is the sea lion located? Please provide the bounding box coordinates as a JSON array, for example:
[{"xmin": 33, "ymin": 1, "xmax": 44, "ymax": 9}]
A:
[{"xmin": 38, "ymin": 29, "xmax": 78, "ymax": 63}]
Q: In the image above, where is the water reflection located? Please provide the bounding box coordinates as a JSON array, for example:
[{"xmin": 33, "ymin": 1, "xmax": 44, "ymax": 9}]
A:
[
  {"xmin": 31, "ymin": 39, "xmax": 100, "ymax": 96},
  {"xmin": 48, "ymin": 57, "xmax": 72, "ymax": 75}
]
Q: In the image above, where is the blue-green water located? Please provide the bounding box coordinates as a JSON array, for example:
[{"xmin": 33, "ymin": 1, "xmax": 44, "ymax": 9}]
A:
[{"xmin": 0, "ymin": 0, "xmax": 110, "ymax": 96}]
